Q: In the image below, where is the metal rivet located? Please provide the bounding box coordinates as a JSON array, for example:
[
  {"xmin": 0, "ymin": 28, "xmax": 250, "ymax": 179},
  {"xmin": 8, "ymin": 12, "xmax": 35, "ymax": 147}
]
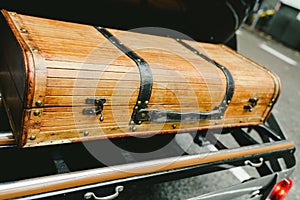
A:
[
  {"xmin": 227, "ymin": 100, "xmax": 231, "ymax": 104},
  {"xmin": 130, "ymin": 120, "xmax": 135, "ymax": 125},
  {"xmin": 144, "ymin": 101, "xmax": 149, "ymax": 105},
  {"xmin": 20, "ymin": 28, "xmax": 27, "ymax": 33},
  {"xmin": 134, "ymin": 106, "xmax": 139, "ymax": 110},
  {"xmin": 36, "ymin": 100, "xmax": 42, "ymax": 107},
  {"xmin": 138, "ymin": 121, "xmax": 142, "ymax": 125},
  {"xmin": 176, "ymin": 38, "xmax": 180, "ymax": 41},
  {"xmin": 271, "ymin": 99, "xmax": 275, "ymax": 102},
  {"xmin": 141, "ymin": 113, "xmax": 146, "ymax": 118},
  {"xmin": 83, "ymin": 131, "xmax": 89, "ymax": 136},
  {"xmin": 32, "ymin": 48, "xmax": 39, "ymax": 53},
  {"xmin": 131, "ymin": 126, "xmax": 137, "ymax": 132},
  {"xmin": 100, "ymin": 115, "xmax": 104, "ymax": 121},
  {"xmin": 172, "ymin": 124, "xmax": 177, "ymax": 129},
  {"xmin": 268, "ymin": 103, "xmax": 273, "ymax": 107},
  {"xmin": 137, "ymin": 101, "xmax": 142, "ymax": 105},
  {"xmin": 260, "ymin": 118, "xmax": 264, "ymax": 122},
  {"xmin": 137, "ymin": 58, "xmax": 141, "ymax": 62},
  {"xmin": 33, "ymin": 110, "xmax": 40, "ymax": 116},
  {"xmin": 29, "ymin": 135, "xmax": 36, "ymax": 140}
]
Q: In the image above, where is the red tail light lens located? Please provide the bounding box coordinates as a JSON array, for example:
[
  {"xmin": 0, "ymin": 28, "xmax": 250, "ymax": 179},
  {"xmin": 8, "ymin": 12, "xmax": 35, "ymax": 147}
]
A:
[{"xmin": 269, "ymin": 178, "xmax": 293, "ymax": 200}]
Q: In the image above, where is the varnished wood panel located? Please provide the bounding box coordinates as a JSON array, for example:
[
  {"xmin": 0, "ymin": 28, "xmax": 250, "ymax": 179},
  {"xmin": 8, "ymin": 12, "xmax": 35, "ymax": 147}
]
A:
[{"xmin": 0, "ymin": 10, "xmax": 280, "ymax": 147}]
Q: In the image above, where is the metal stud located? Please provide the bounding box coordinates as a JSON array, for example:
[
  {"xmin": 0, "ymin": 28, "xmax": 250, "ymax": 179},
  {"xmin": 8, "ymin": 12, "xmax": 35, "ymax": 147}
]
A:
[
  {"xmin": 131, "ymin": 126, "xmax": 137, "ymax": 132},
  {"xmin": 32, "ymin": 48, "xmax": 39, "ymax": 53},
  {"xmin": 29, "ymin": 135, "xmax": 36, "ymax": 140},
  {"xmin": 20, "ymin": 28, "xmax": 27, "ymax": 33},
  {"xmin": 83, "ymin": 131, "xmax": 89, "ymax": 136},
  {"xmin": 268, "ymin": 103, "xmax": 273, "ymax": 107},
  {"xmin": 100, "ymin": 115, "xmax": 104, "ymax": 122},
  {"xmin": 134, "ymin": 106, "xmax": 139, "ymax": 110},
  {"xmin": 141, "ymin": 113, "xmax": 146, "ymax": 118},
  {"xmin": 33, "ymin": 110, "xmax": 40, "ymax": 116},
  {"xmin": 138, "ymin": 121, "xmax": 142, "ymax": 125},
  {"xmin": 137, "ymin": 101, "xmax": 142, "ymax": 105},
  {"xmin": 130, "ymin": 120, "xmax": 135, "ymax": 125},
  {"xmin": 227, "ymin": 100, "xmax": 231, "ymax": 104},
  {"xmin": 36, "ymin": 100, "xmax": 42, "ymax": 107},
  {"xmin": 144, "ymin": 101, "xmax": 149, "ymax": 105},
  {"xmin": 172, "ymin": 124, "xmax": 177, "ymax": 129}
]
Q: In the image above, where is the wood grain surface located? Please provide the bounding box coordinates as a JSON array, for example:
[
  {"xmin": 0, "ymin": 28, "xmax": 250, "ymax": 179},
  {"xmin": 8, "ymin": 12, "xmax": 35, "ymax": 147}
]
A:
[{"xmin": 0, "ymin": 10, "xmax": 281, "ymax": 147}]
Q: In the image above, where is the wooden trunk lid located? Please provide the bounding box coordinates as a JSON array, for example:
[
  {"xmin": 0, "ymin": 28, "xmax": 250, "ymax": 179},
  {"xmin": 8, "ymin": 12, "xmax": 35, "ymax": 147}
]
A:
[{"xmin": 0, "ymin": 10, "xmax": 281, "ymax": 147}]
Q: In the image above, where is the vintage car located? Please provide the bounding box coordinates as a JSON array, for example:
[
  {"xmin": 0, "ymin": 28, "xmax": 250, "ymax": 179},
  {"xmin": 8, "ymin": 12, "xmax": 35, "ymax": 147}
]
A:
[{"xmin": 0, "ymin": 1, "xmax": 296, "ymax": 199}]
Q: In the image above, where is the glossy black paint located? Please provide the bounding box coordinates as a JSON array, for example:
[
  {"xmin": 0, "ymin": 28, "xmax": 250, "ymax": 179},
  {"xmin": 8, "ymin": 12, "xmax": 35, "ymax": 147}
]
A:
[{"xmin": 0, "ymin": 0, "xmax": 256, "ymax": 46}]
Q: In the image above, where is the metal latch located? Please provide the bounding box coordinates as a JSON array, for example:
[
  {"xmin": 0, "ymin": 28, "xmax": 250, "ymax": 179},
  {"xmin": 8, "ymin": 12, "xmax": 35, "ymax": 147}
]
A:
[
  {"xmin": 244, "ymin": 97, "xmax": 259, "ymax": 112},
  {"xmin": 84, "ymin": 186, "xmax": 124, "ymax": 200},
  {"xmin": 82, "ymin": 97, "xmax": 106, "ymax": 121},
  {"xmin": 244, "ymin": 157, "xmax": 264, "ymax": 168}
]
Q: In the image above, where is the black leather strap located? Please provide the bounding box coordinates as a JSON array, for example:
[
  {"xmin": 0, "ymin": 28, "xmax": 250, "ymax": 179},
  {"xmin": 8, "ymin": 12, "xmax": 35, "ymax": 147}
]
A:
[
  {"xmin": 134, "ymin": 39, "xmax": 235, "ymax": 123},
  {"xmin": 176, "ymin": 38, "xmax": 235, "ymax": 113},
  {"xmin": 95, "ymin": 27, "xmax": 153, "ymax": 125},
  {"xmin": 136, "ymin": 39, "xmax": 235, "ymax": 123},
  {"xmin": 139, "ymin": 109, "xmax": 223, "ymax": 123}
]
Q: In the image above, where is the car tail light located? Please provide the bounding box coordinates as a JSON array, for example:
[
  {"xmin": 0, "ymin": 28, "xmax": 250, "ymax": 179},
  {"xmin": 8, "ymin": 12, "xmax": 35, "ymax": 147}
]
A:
[{"xmin": 269, "ymin": 178, "xmax": 293, "ymax": 200}]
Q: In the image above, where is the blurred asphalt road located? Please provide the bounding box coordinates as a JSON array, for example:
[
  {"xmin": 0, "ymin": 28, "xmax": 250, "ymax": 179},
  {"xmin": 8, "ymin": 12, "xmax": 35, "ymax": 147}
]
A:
[{"xmin": 237, "ymin": 25, "xmax": 300, "ymax": 200}]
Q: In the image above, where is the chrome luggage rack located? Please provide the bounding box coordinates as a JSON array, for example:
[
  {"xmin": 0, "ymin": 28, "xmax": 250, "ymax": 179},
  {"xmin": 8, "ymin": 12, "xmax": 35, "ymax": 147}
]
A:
[{"xmin": 0, "ymin": 113, "xmax": 296, "ymax": 200}]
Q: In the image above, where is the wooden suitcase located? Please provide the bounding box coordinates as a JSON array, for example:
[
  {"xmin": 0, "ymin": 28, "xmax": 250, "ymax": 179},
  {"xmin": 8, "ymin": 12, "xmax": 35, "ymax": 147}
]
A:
[{"xmin": 0, "ymin": 10, "xmax": 280, "ymax": 147}]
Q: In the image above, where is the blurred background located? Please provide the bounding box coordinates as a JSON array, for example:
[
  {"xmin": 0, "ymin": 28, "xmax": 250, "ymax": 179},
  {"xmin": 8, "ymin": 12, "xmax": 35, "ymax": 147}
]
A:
[{"xmin": 244, "ymin": 0, "xmax": 300, "ymax": 51}]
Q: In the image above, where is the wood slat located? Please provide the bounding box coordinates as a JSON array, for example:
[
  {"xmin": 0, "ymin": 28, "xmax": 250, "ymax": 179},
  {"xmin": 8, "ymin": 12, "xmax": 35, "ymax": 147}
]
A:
[{"xmin": 1, "ymin": 11, "xmax": 280, "ymax": 147}]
